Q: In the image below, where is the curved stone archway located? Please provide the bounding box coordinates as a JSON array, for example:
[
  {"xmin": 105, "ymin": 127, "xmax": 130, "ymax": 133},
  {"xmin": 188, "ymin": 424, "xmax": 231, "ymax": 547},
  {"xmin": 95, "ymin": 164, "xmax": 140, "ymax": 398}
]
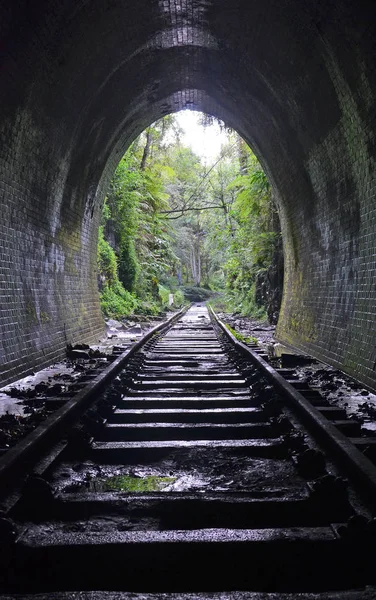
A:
[{"xmin": 1, "ymin": 0, "xmax": 375, "ymax": 389}]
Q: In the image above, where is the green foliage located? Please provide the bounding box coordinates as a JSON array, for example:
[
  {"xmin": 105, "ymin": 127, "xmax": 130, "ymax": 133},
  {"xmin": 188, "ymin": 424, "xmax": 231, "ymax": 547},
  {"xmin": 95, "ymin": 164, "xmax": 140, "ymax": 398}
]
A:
[
  {"xmin": 207, "ymin": 270, "xmax": 225, "ymax": 291},
  {"xmin": 134, "ymin": 297, "xmax": 161, "ymax": 316},
  {"xmin": 100, "ymin": 282, "xmax": 138, "ymax": 318},
  {"xmin": 158, "ymin": 283, "xmax": 170, "ymax": 306},
  {"xmin": 119, "ymin": 240, "xmax": 139, "ymax": 293},
  {"xmin": 225, "ymin": 324, "xmax": 258, "ymax": 345},
  {"xmin": 97, "ymin": 227, "xmax": 117, "ymax": 286},
  {"xmin": 98, "ymin": 113, "xmax": 281, "ymax": 322},
  {"xmin": 221, "ymin": 146, "xmax": 281, "ymax": 319},
  {"xmin": 101, "ymin": 475, "xmax": 176, "ymax": 492},
  {"xmin": 98, "ymin": 118, "xmax": 184, "ymax": 318},
  {"xmin": 207, "ymin": 295, "xmax": 230, "ymax": 313},
  {"xmin": 172, "ymin": 289, "xmax": 185, "ymax": 307},
  {"xmin": 226, "ymin": 280, "xmax": 268, "ymax": 320},
  {"xmin": 181, "ymin": 286, "xmax": 212, "ymax": 302},
  {"xmin": 101, "ymin": 198, "xmax": 111, "ymax": 223},
  {"xmin": 105, "ymin": 151, "xmax": 141, "ymax": 292},
  {"xmin": 159, "ymin": 274, "xmax": 180, "ymax": 291},
  {"xmin": 98, "ymin": 225, "xmax": 138, "ymax": 319}
]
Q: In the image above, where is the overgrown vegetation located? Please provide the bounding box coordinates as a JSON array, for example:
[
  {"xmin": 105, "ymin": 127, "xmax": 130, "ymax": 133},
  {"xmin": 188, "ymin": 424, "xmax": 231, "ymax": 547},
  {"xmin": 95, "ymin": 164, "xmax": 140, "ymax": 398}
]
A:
[
  {"xmin": 225, "ymin": 324, "xmax": 258, "ymax": 346},
  {"xmin": 99, "ymin": 475, "xmax": 176, "ymax": 492},
  {"xmin": 97, "ymin": 113, "xmax": 283, "ymax": 322}
]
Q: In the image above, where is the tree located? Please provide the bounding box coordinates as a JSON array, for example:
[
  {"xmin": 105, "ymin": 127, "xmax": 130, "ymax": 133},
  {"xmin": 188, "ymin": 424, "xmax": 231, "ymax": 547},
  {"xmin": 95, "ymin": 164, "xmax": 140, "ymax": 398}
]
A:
[{"xmin": 98, "ymin": 112, "xmax": 283, "ymax": 321}]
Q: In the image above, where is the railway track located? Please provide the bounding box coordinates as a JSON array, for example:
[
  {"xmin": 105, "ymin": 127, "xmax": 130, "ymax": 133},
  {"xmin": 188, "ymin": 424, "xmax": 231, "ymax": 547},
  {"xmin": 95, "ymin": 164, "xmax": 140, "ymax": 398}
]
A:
[{"xmin": 1, "ymin": 304, "xmax": 376, "ymax": 599}]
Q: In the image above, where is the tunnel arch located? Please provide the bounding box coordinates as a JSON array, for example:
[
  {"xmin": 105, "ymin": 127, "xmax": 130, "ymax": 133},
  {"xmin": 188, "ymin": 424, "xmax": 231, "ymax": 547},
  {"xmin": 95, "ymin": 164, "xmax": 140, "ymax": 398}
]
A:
[{"xmin": 1, "ymin": 0, "xmax": 375, "ymax": 389}]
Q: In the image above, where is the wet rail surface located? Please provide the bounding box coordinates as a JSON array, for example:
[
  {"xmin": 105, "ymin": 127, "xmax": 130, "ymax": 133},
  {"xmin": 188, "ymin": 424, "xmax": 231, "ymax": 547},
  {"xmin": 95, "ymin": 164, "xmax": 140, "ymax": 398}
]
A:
[{"xmin": 1, "ymin": 305, "xmax": 376, "ymax": 599}]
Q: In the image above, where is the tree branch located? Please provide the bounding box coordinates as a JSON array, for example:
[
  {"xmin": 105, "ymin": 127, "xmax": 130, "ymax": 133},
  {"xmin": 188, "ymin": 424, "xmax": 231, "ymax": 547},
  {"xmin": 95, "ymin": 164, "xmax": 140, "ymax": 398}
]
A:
[{"xmin": 162, "ymin": 205, "xmax": 231, "ymax": 220}]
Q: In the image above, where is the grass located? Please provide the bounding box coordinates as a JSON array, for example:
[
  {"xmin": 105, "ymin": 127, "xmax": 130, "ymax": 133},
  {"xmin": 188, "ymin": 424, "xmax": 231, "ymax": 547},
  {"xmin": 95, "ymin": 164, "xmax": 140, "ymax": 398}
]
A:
[
  {"xmin": 100, "ymin": 475, "xmax": 176, "ymax": 492},
  {"xmin": 225, "ymin": 323, "xmax": 258, "ymax": 345}
]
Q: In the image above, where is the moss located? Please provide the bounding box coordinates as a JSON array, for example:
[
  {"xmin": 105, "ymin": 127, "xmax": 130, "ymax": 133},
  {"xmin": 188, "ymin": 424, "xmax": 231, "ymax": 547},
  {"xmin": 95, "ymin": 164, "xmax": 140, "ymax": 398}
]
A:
[
  {"xmin": 285, "ymin": 310, "xmax": 317, "ymax": 344},
  {"xmin": 225, "ymin": 323, "xmax": 258, "ymax": 345},
  {"xmin": 99, "ymin": 475, "xmax": 176, "ymax": 492},
  {"xmin": 98, "ymin": 227, "xmax": 117, "ymax": 286},
  {"xmin": 25, "ymin": 301, "xmax": 38, "ymax": 324},
  {"xmin": 65, "ymin": 253, "xmax": 79, "ymax": 276},
  {"xmin": 55, "ymin": 225, "xmax": 82, "ymax": 252},
  {"xmin": 289, "ymin": 226, "xmax": 300, "ymax": 268},
  {"xmin": 75, "ymin": 301, "xmax": 88, "ymax": 328},
  {"xmin": 40, "ymin": 311, "xmax": 51, "ymax": 323},
  {"xmin": 277, "ymin": 255, "xmax": 318, "ymax": 345},
  {"xmin": 55, "ymin": 225, "xmax": 81, "ymax": 276}
]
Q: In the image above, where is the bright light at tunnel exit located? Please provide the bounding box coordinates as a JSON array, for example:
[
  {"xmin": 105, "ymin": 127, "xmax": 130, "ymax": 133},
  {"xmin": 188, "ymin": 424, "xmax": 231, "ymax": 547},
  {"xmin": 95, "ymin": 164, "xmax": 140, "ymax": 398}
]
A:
[{"xmin": 173, "ymin": 110, "xmax": 230, "ymax": 164}]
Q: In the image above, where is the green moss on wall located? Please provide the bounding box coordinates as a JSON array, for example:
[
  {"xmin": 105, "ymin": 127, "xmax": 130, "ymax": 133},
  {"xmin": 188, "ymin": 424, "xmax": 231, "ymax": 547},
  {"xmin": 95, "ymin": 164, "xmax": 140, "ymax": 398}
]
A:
[
  {"xmin": 40, "ymin": 311, "xmax": 51, "ymax": 323},
  {"xmin": 25, "ymin": 301, "xmax": 38, "ymax": 324},
  {"xmin": 55, "ymin": 225, "xmax": 81, "ymax": 276}
]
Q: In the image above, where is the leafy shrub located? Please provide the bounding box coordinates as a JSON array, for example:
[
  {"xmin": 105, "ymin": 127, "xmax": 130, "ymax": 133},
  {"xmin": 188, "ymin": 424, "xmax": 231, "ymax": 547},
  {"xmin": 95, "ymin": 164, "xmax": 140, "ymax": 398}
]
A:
[
  {"xmin": 158, "ymin": 284, "xmax": 170, "ymax": 306},
  {"xmin": 226, "ymin": 282, "xmax": 267, "ymax": 320},
  {"xmin": 159, "ymin": 275, "xmax": 180, "ymax": 291},
  {"xmin": 134, "ymin": 297, "xmax": 161, "ymax": 316},
  {"xmin": 181, "ymin": 286, "xmax": 212, "ymax": 302},
  {"xmin": 207, "ymin": 270, "xmax": 225, "ymax": 291},
  {"xmin": 119, "ymin": 240, "xmax": 139, "ymax": 292},
  {"xmin": 100, "ymin": 281, "xmax": 138, "ymax": 318},
  {"xmin": 208, "ymin": 294, "xmax": 230, "ymax": 313},
  {"xmin": 225, "ymin": 324, "xmax": 258, "ymax": 345},
  {"xmin": 172, "ymin": 289, "xmax": 185, "ymax": 307},
  {"xmin": 98, "ymin": 228, "xmax": 117, "ymax": 286}
]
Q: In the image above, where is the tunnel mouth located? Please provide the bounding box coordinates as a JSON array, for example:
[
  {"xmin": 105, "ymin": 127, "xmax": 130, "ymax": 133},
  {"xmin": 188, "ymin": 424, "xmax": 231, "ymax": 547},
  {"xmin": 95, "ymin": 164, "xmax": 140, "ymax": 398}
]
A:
[{"xmin": 97, "ymin": 110, "xmax": 283, "ymax": 329}]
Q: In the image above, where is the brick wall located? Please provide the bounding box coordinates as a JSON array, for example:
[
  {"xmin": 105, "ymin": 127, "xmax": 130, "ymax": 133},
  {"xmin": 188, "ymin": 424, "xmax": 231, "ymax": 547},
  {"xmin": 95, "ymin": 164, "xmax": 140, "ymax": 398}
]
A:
[
  {"xmin": 0, "ymin": 0, "xmax": 375, "ymax": 389},
  {"xmin": 0, "ymin": 108, "xmax": 105, "ymax": 384}
]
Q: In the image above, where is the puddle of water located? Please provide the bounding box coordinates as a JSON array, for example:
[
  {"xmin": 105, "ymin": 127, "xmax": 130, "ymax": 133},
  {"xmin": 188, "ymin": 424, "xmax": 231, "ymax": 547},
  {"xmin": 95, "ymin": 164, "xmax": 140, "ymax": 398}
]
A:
[
  {"xmin": 163, "ymin": 473, "xmax": 209, "ymax": 492},
  {"xmin": 87, "ymin": 475, "xmax": 176, "ymax": 493}
]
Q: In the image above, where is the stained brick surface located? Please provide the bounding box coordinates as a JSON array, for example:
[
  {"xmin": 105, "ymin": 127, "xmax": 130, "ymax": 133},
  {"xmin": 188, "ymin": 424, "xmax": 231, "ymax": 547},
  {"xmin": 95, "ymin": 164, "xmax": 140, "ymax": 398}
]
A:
[{"xmin": 0, "ymin": 0, "xmax": 375, "ymax": 389}]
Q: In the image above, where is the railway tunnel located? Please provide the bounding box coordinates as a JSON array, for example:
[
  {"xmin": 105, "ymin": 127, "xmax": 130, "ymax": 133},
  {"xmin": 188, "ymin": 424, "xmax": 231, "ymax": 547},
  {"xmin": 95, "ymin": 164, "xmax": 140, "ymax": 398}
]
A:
[{"xmin": 0, "ymin": 0, "xmax": 375, "ymax": 390}]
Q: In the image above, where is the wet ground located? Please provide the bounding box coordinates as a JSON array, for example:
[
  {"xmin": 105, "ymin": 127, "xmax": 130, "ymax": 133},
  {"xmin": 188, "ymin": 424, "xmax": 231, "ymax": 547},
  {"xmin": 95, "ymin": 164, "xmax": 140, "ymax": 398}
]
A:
[
  {"xmin": 2, "ymin": 306, "xmax": 376, "ymax": 452},
  {"xmin": 23, "ymin": 447, "xmax": 308, "ymax": 536},
  {"xmin": 218, "ymin": 311, "xmax": 376, "ymax": 435},
  {"xmin": 217, "ymin": 313, "xmax": 276, "ymax": 349},
  {"xmin": 2, "ymin": 592, "xmax": 376, "ymax": 600},
  {"xmin": 3, "ymin": 305, "xmax": 376, "ymax": 597},
  {"xmin": 0, "ymin": 313, "xmax": 174, "ymax": 451},
  {"xmin": 53, "ymin": 449, "xmax": 305, "ymax": 497}
]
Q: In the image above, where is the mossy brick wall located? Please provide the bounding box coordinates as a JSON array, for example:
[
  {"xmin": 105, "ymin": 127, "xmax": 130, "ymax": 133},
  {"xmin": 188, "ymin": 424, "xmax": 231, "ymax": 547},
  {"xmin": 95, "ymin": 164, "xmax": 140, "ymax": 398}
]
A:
[
  {"xmin": 0, "ymin": 124, "xmax": 104, "ymax": 383},
  {"xmin": 0, "ymin": 0, "xmax": 376, "ymax": 389}
]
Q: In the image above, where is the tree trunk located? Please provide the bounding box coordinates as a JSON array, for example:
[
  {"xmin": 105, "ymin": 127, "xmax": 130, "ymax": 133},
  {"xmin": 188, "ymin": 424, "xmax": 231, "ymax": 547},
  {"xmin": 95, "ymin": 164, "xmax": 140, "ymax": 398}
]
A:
[
  {"xmin": 140, "ymin": 128, "xmax": 152, "ymax": 171},
  {"xmin": 191, "ymin": 231, "xmax": 201, "ymax": 286},
  {"xmin": 196, "ymin": 235, "xmax": 201, "ymax": 286},
  {"xmin": 237, "ymin": 136, "xmax": 248, "ymax": 174},
  {"xmin": 190, "ymin": 247, "xmax": 197, "ymax": 284}
]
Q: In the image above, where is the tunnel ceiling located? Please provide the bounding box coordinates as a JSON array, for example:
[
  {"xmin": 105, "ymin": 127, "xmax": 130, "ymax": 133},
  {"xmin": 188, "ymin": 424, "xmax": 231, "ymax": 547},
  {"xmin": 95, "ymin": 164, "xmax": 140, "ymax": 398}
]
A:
[
  {"xmin": 2, "ymin": 0, "xmax": 355, "ymax": 187},
  {"xmin": 1, "ymin": 0, "xmax": 376, "ymax": 389}
]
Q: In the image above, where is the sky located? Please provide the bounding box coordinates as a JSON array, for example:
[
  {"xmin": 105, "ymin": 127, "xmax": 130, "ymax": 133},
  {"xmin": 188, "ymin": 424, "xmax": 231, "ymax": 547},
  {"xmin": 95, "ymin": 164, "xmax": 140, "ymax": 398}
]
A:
[{"xmin": 174, "ymin": 110, "xmax": 229, "ymax": 164}]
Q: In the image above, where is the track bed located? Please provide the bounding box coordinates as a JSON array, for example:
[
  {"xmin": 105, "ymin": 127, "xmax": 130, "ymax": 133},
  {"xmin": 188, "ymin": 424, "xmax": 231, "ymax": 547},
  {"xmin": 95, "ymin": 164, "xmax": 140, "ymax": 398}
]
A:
[{"xmin": 1, "ymin": 305, "xmax": 376, "ymax": 599}]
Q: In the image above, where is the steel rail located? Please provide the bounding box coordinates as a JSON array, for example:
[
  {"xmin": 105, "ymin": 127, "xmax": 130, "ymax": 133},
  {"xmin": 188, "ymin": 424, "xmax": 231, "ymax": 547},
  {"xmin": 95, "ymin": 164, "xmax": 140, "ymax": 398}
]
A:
[
  {"xmin": 3, "ymin": 304, "xmax": 376, "ymax": 596},
  {"xmin": 0, "ymin": 306, "xmax": 189, "ymax": 490},
  {"xmin": 209, "ymin": 305, "xmax": 376, "ymax": 501}
]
